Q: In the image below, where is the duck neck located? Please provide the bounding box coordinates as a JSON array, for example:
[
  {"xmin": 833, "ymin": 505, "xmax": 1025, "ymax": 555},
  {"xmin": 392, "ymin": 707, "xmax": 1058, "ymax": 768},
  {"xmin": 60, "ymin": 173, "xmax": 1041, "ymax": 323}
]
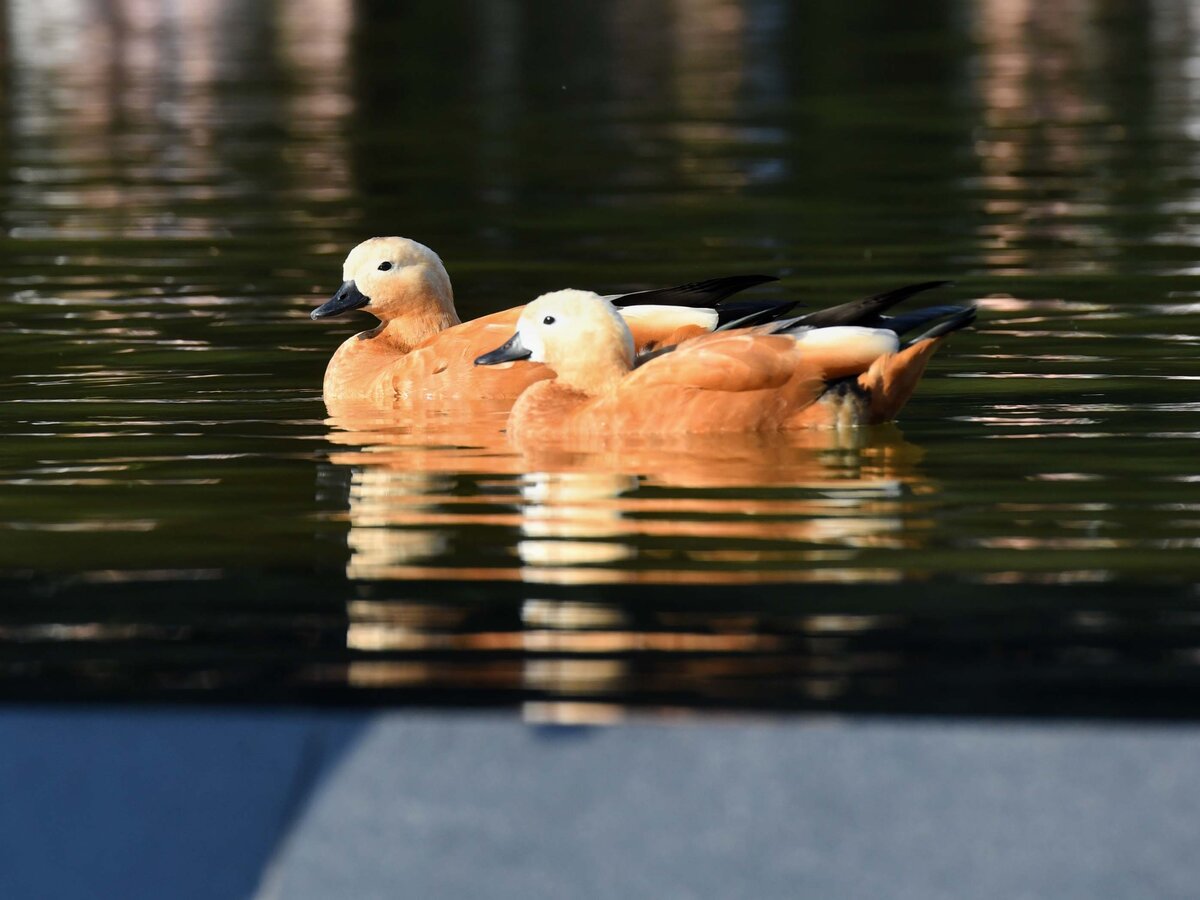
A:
[{"xmin": 370, "ymin": 295, "xmax": 462, "ymax": 352}]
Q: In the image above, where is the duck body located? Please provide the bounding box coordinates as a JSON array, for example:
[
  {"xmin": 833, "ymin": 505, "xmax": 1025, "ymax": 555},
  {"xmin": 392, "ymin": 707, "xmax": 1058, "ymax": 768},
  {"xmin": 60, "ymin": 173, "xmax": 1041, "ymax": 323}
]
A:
[
  {"xmin": 319, "ymin": 303, "xmax": 758, "ymax": 403},
  {"xmin": 501, "ymin": 329, "xmax": 900, "ymax": 439},
  {"xmin": 475, "ymin": 288, "xmax": 975, "ymax": 438},
  {"xmin": 313, "ymin": 236, "xmax": 781, "ymax": 404}
]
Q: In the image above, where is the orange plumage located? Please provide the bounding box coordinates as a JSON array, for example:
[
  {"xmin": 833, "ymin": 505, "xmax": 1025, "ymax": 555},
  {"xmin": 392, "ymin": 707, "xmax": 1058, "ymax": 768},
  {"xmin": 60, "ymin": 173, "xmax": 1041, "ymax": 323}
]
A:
[
  {"xmin": 475, "ymin": 289, "xmax": 975, "ymax": 438},
  {"xmin": 311, "ymin": 237, "xmax": 777, "ymax": 405}
]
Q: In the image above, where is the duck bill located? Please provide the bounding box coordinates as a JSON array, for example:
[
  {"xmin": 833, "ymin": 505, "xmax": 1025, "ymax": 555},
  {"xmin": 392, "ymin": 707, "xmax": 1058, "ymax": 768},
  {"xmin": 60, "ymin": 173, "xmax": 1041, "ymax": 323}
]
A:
[
  {"xmin": 311, "ymin": 280, "xmax": 370, "ymax": 319},
  {"xmin": 475, "ymin": 333, "xmax": 532, "ymax": 366}
]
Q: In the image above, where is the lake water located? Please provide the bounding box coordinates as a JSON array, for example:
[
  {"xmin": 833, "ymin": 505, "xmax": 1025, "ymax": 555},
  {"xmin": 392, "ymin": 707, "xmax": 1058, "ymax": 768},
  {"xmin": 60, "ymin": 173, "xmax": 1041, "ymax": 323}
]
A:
[{"xmin": 2, "ymin": 0, "xmax": 1199, "ymax": 718}]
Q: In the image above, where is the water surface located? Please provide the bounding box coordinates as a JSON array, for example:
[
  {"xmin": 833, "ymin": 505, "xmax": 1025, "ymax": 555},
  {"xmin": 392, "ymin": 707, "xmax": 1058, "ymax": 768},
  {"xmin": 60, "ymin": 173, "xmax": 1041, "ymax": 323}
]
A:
[{"xmin": 2, "ymin": 0, "xmax": 1199, "ymax": 718}]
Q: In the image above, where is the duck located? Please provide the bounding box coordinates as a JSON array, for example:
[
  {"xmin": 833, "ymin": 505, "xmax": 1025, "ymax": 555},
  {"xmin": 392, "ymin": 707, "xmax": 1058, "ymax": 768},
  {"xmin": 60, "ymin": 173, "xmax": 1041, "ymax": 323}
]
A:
[
  {"xmin": 310, "ymin": 236, "xmax": 786, "ymax": 402},
  {"xmin": 474, "ymin": 284, "xmax": 975, "ymax": 438}
]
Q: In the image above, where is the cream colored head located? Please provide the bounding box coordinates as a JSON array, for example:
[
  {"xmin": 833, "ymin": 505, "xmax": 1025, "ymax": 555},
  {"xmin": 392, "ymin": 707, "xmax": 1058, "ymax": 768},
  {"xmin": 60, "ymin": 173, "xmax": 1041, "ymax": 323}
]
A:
[
  {"xmin": 514, "ymin": 290, "xmax": 635, "ymax": 393},
  {"xmin": 311, "ymin": 236, "xmax": 456, "ymax": 324}
]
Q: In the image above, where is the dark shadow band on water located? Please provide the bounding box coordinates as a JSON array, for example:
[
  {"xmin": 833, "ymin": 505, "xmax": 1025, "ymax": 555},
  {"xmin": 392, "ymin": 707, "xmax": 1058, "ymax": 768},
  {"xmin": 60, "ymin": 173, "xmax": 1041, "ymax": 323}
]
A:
[{"xmin": 1, "ymin": 571, "xmax": 1199, "ymax": 720}]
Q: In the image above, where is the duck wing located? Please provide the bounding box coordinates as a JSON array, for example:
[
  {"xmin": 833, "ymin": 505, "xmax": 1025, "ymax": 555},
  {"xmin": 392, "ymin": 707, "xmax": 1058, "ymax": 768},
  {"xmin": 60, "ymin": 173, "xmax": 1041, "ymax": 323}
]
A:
[
  {"xmin": 627, "ymin": 333, "xmax": 803, "ymax": 393},
  {"xmin": 606, "ymin": 274, "xmax": 778, "ymax": 309},
  {"xmin": 771, "ymin": 280, "xmax": 953, "ymax": 332}
]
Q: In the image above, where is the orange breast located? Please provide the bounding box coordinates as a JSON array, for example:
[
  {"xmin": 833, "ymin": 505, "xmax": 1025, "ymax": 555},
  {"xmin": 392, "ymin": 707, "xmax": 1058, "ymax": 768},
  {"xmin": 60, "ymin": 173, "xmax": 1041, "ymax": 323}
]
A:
[
  {"xmin": 393, "ymin": 313, "xmax": 550, "ymax": 402},
  {"xmin": 322, "ymin": 307, "xmax": 550, "ymax": 405}
]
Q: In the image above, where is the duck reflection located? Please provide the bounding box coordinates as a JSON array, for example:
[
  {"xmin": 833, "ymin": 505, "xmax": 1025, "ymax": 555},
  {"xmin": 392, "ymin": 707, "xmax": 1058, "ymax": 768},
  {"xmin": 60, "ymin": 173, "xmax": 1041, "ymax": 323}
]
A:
[
  {"xmin": 322, "ymin": 396, "xmax": 932, "ymax": 585},
  {"xmin": 321, "ymin": 399, "xmax": 935, "ymax": 716},
  {"xmin": 518, "ymin": 471, "xmax": 640, "ymax": 569}
]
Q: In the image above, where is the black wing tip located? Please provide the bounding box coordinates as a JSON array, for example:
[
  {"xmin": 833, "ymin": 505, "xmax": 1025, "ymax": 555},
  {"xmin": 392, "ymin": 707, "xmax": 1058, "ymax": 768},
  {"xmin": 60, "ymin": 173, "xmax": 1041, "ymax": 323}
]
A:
[
  {"xmin": 610, "ymin": 273, "xmax": 779, "ymax": 308},
  {"xmin": 880, "ymin": 303, "xmax": 974, "ymax": 336},
  {"xmin": 864, "ymin": 279, "xmax": 955, "ymax": 303},
  {"xmin": 906, "ymin": 305, "xmax": 977, "ymax": 344},
  {"xmin": 777, "ymin": 278, "xmax": 958, "ymax": 331},
  {"xmin": 661, "ymin": 273, "xmax": 779, "ymax": 294},
  {"xmin": 714, "ymin": 300, "xmax": 799, "ymax": 331}
]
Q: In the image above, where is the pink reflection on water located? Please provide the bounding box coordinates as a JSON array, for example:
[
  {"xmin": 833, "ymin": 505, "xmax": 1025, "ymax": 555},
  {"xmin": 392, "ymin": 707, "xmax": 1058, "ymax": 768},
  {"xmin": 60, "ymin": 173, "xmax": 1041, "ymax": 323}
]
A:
[
  {"xmin": 5, "ymin": 0, "xmax": 354, "ymax": 239},
  {"xmin": 965, "ymin": 0, "xmax": 1118, "ymax": 274},
  {"xmin": 322, "ymin": 401, "xmax": 934, "ymax": 587}
]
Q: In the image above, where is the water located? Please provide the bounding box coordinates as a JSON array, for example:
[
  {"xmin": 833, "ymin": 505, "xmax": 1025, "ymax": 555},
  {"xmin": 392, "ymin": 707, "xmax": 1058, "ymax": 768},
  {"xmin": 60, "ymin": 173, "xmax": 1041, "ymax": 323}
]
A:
[{"xmin": 2, "ymin": 0, "xmax": 1199, "ymax": 717}]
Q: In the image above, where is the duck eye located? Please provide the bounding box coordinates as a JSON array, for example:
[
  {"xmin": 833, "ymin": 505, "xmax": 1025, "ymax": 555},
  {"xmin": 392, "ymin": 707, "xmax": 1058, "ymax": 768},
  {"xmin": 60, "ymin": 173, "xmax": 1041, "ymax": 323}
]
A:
[
  {"xmin": 378, "ymin": 261, "xmax": 393, "ymax": 271},
  {"xmin": 543, "ymin": 315, "xmax": 556, "ymax": 325}
]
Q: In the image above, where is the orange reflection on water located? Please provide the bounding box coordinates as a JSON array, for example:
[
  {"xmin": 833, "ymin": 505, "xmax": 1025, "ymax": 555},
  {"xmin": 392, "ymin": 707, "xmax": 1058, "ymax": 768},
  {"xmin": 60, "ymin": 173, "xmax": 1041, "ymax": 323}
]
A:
[
  {"xmin": 322, "ymin": 397, "xmax": 937, "ymax": 703},
  {"xmin": 342, "ymin": 593, "xmax": 904, "ymax": 710},
  {"xmin": 322, "ymin": 397, "xmax": 934, "ymax": 587}
]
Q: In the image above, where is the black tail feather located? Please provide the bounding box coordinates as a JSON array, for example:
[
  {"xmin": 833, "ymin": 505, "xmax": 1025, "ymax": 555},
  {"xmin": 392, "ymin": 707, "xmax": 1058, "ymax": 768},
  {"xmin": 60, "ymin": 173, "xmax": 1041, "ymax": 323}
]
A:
[
  {"xmin": 773, "ymin": 280, "xmax": 954, "ymax": 332},
  {"xmin": 609, "ymin": 274, "xmax": 778, "ymax": 309},
  {"xmin": 880, "ymin": 304, "xmax": 974, "ymax": 337},
  {"xmin": 628, "ymin": 277, "xmax": 971, "ymax": 365},
  {"xmin": 714, "ymin": 300, "xmax": 799, "ymax": 331},
  {"xmin": 903, "ymin": 306, "xmax": 977, "ymax": 346}
]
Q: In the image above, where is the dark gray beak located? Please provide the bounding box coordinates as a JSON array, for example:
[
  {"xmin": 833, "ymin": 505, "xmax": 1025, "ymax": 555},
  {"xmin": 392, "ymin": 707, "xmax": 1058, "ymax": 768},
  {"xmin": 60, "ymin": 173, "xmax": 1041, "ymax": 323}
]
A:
[
  {"xmin": 311, "ymin": 280, "xmax": 370, "ymax": 320},
  {"xmin": 475, "ymin": 332, "xmax": 532, "ymax": 366}
]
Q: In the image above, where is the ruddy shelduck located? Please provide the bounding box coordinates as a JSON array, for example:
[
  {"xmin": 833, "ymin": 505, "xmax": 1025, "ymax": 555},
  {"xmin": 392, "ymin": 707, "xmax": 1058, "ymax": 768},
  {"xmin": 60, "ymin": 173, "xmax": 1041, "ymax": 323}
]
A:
[
  {"xmin": 311, "ymin": 236, "xmax": 783, "ymax": 402},
  {"xmin": 475, "ymin": 287, "xmax": 975, "ymax": 438}
]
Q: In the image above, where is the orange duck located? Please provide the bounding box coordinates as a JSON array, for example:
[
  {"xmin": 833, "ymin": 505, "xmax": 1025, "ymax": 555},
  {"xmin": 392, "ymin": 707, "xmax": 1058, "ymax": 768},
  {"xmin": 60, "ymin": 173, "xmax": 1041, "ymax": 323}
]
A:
[
  {"xmin": 310, "ymin": 237, "xmax": 782, "ymax": 403},
  {"xmin": 475, "ymin": 285, "xmax": 975, "ymax": 439}
]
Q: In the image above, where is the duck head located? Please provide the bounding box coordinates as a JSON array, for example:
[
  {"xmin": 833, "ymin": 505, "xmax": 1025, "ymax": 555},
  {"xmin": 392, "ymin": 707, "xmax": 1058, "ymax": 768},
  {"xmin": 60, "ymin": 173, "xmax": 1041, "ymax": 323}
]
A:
[
  {"xmin": 311, "ymin": 236, "xmax": 455, "ymax": 323},
  {"xmin": 476, "ymin": 289, "xmax": 635, "ymax": 394}
]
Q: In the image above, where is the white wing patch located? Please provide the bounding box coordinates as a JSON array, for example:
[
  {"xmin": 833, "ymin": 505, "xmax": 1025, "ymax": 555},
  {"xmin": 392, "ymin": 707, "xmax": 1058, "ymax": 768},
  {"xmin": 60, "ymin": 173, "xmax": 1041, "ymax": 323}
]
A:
[
  {"xmin": 617, "ymin": 304, "xmax": 719, "ymax": 331},
  {"xmin": 792, "ymin": 326, "xmax": 899, "ymax": 357}
]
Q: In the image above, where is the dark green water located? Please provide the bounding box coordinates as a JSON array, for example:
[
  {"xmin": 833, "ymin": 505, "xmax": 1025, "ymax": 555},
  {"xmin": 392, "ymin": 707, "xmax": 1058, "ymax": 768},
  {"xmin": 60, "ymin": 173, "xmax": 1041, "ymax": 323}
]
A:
[{"xmin": 1, "ymin": 1, "xmax": 1199, "ymax": 717}]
